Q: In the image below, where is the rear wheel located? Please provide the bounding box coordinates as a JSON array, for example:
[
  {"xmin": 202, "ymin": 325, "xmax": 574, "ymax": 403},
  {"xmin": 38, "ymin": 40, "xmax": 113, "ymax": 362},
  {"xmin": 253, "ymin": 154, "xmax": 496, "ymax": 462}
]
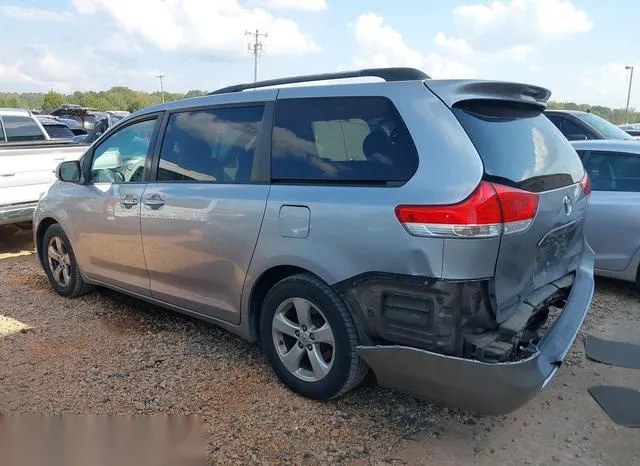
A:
[
  {"xmin": 42, "ymin": 224, "xmax": 93, "ymax": 298},
  {"xmin": 259, "ymin": 273, "xmax": 368, "ymax": 400}
]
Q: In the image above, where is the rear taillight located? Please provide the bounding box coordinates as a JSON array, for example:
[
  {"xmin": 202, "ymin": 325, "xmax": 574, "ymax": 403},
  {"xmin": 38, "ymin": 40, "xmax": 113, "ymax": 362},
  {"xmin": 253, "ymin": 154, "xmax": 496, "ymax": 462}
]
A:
[
  {"xmin": 395, "ymin": 181, "xmax": 539, "ymax": 238},
  {"xmin": 579, "ymin": 173, "xmax": 591, "ymax": 198}
]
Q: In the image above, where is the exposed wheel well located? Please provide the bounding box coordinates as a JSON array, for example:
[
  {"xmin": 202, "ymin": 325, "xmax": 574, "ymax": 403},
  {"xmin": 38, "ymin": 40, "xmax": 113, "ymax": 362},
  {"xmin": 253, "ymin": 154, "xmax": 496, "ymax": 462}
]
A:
[
  {"xmin": 248, "ymin": 265, "xmax": 309, "ymax": 342},
  {"xmin": 35, "ymin": 218, "xmax": 58, "ymax": 267}
]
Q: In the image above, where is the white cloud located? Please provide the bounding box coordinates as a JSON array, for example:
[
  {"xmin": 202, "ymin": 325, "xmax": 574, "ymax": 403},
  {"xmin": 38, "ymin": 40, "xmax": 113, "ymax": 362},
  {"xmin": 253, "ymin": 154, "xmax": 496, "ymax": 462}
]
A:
[
  {"xmin": 71, "ymin": 0, "xmax": 320, "ymax": 55},
  {"xmin": 255, "ymin": 0, "xmax": 327, "ymax": 11},
  {"xmin": 433, "ymin": 33, "xmax": 474, "ymax": 56},
  {"xmin": 453, "ymin": 0, "xmax": 592, "ymax": 42},
  {"xmin": 434, "ymin": 32, "xmax": 533, "ymax": 63},
  {"xmin": 351, "ymin": 13, "xmax": 476, "ymax": 79},
  {"xmin": 0, "ymin": 62, "xmax": 36, "ymax": 84},
  {"xmin": 0, "ymin": 47, "xmax": 161, "ymax": 93},
  {"xmin": 1, "ymin": 6, "xmax": 73, "ymax": 22},
  {"xmin": 582, "ymin": 63, "xmax": 638, "ymax": 104}
]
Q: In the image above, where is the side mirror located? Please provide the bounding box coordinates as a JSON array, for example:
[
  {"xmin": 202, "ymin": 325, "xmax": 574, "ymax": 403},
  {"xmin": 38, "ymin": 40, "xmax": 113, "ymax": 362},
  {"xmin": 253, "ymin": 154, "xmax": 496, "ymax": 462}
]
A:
[
  {"xmin": 567, "ymin": 134, "xmax": 588, "ymax": 141},
  {"xmin": 56, "ymin": 160, "xmax": 82, "ymax": 183}
]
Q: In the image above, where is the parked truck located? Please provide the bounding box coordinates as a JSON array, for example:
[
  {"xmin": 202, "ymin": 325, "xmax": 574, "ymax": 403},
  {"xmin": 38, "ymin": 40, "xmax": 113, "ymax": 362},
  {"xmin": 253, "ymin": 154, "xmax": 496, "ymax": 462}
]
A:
[{"xmin": 0, "ymin": 108, "xmax": 88, "ymax": 227}]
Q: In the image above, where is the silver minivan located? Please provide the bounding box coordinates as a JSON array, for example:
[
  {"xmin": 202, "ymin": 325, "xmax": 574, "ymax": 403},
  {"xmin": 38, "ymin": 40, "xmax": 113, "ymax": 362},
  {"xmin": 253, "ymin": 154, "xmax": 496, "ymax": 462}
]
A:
[{"xmin": 35, "ymin": 68, "xmax": 594, "ymax": 414}]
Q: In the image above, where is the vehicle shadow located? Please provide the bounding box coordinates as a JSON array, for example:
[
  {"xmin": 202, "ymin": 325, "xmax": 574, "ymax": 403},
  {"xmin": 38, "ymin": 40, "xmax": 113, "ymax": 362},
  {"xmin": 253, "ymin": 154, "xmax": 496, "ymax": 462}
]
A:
[{"xmin": 0, "ymin": 225, "xmax": 35, "ymax": 260}]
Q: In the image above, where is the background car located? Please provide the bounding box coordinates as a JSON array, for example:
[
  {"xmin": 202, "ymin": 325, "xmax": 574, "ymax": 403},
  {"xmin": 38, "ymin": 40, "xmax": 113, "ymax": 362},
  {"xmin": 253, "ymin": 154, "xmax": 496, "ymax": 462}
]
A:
[
  {"xmin": 35, "ymin": 115, "xmax": 75, "ymax": 140},
  {"xmin": 50, "ymin": 105, "xmax": 108, "ymax": 132},
  {"xmin": 572, "ymin": 139, "xmax": 640, "ymax": 286},
  {"xmin": 72, "ymin": 113, "xmax": 128, "ymax": 145},
  {"xmin": 545, "ymin": 109, "xmax": 634, "ymax": 141},
  {"xmin": 618, "ymin": 124, "xmax": 640, "ymax": 139},
  {"xmin": 57, "ymin": 117, "xmax": 88, "ymax": 136}
]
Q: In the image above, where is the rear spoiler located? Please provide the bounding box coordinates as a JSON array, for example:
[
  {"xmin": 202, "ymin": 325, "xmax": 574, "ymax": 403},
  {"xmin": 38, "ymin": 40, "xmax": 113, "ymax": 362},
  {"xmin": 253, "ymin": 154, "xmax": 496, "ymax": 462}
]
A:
[{"xmin": 425, "ymin": 80, "xmax": 551, "ymax": 109}]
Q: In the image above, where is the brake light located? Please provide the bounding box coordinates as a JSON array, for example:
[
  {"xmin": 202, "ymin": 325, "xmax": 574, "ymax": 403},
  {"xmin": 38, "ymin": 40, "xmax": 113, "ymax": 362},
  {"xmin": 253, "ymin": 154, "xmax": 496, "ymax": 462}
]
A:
[
  {"xmin": 579, "ymin": 173, "xmax": 591, "ymax": 198},
  {"xmin": 395, "ymin": 182, "xmax": 539, "ymax": 238}
]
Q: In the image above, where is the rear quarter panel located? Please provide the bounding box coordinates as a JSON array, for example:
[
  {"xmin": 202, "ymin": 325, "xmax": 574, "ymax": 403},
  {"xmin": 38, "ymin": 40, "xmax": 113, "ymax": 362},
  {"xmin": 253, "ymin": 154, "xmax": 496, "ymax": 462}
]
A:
[{"xmin": 243, "ymin": 81, "xmax": 486, "ymax": 314}]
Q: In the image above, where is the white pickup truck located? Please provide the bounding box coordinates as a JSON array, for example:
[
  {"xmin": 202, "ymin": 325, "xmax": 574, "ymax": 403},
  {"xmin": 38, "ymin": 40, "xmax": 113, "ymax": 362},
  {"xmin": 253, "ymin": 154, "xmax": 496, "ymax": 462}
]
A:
[{"xmin": 0, "ymin": 108, "xmax": 88, "ymax": 226}]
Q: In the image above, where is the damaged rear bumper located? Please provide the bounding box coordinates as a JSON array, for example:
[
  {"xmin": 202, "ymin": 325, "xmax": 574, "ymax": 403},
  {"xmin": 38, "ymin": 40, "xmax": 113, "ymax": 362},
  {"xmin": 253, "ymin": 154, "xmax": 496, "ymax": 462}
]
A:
[{"xmin": 356, "ymin": 244, "xmax": 595, "ymax": 415}]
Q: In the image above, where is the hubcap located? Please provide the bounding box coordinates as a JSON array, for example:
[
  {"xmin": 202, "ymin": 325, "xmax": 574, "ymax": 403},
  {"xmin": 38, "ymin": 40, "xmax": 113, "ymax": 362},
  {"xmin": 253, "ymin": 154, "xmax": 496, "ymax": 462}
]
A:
[
  {"xmin": 271, "ymin": 297, "xmax": 336, "ymax": 382},
  {"xmin": 47, "ymin": 236, "xmax": 71, "ymax": 287}
]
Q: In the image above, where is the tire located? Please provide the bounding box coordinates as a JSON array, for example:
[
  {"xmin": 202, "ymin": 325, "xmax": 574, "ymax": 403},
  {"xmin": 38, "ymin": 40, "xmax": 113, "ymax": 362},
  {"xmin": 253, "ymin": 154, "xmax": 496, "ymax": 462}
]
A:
[
  {"xmin": 41, "ymin": 223, "xmax": 93, "ymax": 298},
  {"xmin": 259, "ymin": 273, "xmax": 368, "ymax": 400}
]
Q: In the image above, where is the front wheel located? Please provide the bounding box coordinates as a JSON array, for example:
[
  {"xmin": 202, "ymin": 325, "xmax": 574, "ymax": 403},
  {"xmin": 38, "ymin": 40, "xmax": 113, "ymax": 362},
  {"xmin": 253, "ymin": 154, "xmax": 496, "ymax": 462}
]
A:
[
  {"xmin": 259, "ymin": 273, "xmax": 368, "ymax": 400},
  {"xmin": 42, "ymin": 223, "xmax": 93, "ymax": 298}
]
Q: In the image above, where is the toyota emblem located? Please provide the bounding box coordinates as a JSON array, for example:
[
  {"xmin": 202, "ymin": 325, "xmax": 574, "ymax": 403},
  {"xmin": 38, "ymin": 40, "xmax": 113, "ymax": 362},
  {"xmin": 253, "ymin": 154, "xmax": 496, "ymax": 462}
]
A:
[{"xmin": 562, "ymin": 195, "xmax": 573, "ymax": 215}]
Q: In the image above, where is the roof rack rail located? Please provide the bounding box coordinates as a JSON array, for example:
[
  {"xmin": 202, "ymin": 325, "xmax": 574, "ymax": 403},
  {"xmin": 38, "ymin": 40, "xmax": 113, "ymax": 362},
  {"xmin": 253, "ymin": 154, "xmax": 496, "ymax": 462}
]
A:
[{"xmin": 209, "ymin": 67, "xmax": 430, "ymax": 95}]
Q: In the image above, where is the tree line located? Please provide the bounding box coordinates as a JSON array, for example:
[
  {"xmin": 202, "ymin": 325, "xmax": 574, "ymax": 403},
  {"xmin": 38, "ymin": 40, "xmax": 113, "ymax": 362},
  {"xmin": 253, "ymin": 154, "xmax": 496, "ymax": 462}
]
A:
[
  {"xmin": 0, "ymin": 87, "xmax": 638, "ymax": 124},
  {"xmin": 0, "ymin": 88, "xmax": 207, "ymax": 113}
]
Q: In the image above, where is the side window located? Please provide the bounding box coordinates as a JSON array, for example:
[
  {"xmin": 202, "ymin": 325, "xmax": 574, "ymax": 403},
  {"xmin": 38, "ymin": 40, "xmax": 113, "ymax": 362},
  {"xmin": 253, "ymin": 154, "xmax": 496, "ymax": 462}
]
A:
[
  {"xmin": 561, "ymin": 118, "xmax": 589, "ymax": 140},
  {"xmin": 3, "ymin": 116, "xmax": 46, "ymax": 142},
  {"xmin": 271, "ymin": 97, "xmax": 419, "ymax": 183},
  {"xmin": 546, "ymin": 115, "xmax": 564, "ymax": 133},
  {"xmin": 90, "ymin": 118, "xmax": 157, "ymax": 184},
  {"xmin": 157, "ymin": 105, "xmax": 265, "ymax": 183},
  {"xmin": 585, "ymin": 152, "xmax": 640, "ymax": 192}
]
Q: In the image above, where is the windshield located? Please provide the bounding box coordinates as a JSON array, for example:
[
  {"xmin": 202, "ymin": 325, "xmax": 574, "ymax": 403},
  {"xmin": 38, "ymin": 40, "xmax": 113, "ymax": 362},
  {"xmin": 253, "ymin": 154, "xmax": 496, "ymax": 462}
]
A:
[{"xmin": 576, "ymin": 113, "xmax": 633, "ymax": 140}]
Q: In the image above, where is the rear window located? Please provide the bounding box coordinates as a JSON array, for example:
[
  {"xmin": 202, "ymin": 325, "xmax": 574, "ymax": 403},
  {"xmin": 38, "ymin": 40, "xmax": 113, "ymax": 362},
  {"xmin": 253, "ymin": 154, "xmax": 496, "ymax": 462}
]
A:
[
  {"xmin": 271, "ymin": 97, "xmax": 419, "ymax": 184},
  {"xmin": 43, "ymin": 124, "xmax": 74, "ymax": 139},
  {"xmin": 2, "ymin": 115, "xmax": 46, "ymax": 142},
  {"xmin": 452, "ymin": 101, "xmax": 585, "ymax": 192}
]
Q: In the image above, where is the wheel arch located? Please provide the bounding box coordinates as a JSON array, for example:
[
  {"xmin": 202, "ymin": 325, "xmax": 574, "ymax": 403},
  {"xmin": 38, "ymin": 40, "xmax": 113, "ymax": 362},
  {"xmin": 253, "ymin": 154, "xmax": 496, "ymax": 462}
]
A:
[{"xmin": 35, "ymin": 217, "xmax": 60, "ymax": 268}]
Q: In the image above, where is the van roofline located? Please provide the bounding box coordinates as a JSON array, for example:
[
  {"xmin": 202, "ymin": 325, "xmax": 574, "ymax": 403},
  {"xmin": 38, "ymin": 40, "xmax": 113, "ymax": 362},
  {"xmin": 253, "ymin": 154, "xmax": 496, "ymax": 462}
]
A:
[{"xmin": 209, "ymin": 67, "xmax": 430, "ymax": 95}]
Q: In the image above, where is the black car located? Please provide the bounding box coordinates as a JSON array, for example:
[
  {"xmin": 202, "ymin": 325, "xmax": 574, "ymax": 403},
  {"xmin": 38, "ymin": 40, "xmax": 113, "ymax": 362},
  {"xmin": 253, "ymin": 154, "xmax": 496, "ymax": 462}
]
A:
[
  {"xmin": 50, "ymin": 105, "xmax": 108, "ymax": 132},
  {"xmin": 544, "ymin": 110, "xmax": 634, "ymax": 141},
  {"xmin": 35, "ymin": 115, "xmax": 75, "ymax": 140}
]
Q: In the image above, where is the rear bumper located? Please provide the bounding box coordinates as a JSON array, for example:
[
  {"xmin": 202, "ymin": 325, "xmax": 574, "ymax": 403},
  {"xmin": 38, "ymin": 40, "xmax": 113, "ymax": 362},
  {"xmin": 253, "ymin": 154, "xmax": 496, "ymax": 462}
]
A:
[
  {"xmin": 356, "ymin": 243, "xmax": 595, "ymax": 414},
  {"xmin": 0, "ymin": 202, "xmax": 38, "ymax": 226}
]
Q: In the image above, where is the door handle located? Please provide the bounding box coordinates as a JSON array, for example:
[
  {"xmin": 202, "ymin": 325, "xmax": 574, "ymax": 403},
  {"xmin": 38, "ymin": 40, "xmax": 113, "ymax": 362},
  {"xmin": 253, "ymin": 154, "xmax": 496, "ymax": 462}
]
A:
[
  {"xmin": 119, "ymin": 195, "xmax": 138, "ymax": 207},
  {"xmin": 143, "ymin": 193, "xmax": 165, "ymax": 207}
]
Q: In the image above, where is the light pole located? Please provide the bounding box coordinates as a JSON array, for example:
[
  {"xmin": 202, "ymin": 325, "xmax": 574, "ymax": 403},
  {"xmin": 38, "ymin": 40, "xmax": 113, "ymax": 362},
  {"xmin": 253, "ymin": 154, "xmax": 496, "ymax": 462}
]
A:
[
  {"xmin": 156, "ymin": 74, "xmax": 166, "ymax": 103},
  {"xmin": 625, "ymin": 65, "xmax": 634, "ymax": 124}
]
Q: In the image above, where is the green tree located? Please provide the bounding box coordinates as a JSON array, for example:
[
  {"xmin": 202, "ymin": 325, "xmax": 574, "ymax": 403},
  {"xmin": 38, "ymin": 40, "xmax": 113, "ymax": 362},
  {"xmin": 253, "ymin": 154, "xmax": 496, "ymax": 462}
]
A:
[
  {"xmin": 42, "ymin": 90, "xmax": 65, "ymax": 111},
  {"xmin": 0, "ymin": 94, "xmax": 23, "ymax": 108}
]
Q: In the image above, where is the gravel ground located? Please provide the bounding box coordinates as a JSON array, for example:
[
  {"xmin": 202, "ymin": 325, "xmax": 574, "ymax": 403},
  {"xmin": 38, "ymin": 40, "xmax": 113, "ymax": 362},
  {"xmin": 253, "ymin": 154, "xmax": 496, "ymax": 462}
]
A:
[{"xmin": 1, "ymin": 224, "xmax": 639, "ymax": 465}]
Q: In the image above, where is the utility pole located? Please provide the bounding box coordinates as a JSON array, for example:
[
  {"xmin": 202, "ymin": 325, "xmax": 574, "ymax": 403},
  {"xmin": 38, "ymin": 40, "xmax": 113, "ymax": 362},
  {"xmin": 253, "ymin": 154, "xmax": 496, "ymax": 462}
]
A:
[
  {"xmin": 625, "ymin": 66, "xmax": 634, "ymax": 124},
  {"xmin": 156, "ymin": 74, "xmax": 166, "ymax": 103},
  {"xmin": 246, "ymin": 29, "xmax": 268, "ymax": 83}
]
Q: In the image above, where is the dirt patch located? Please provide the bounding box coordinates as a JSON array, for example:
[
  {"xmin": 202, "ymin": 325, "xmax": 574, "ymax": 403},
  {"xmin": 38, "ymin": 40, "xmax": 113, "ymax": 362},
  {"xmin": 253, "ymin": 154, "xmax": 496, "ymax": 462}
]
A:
[
  {"xmin": 0, "ymin": 225, "xmax": 35, "ymax": 261},
  {"xmin": 0, "ymin": 248, "xmax": 639, "ymax": 464}
]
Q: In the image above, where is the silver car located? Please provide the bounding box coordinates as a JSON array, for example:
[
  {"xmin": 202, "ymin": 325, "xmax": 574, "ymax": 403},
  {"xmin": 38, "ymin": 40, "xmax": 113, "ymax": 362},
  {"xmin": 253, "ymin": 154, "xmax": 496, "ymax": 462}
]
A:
[
  {"xmin": 572, "ymin": 139, "xmax": 640, "ymax": 286},
  {"xmin": 34, "ymin": 68, "xmax": 594, "ymax": 414}
]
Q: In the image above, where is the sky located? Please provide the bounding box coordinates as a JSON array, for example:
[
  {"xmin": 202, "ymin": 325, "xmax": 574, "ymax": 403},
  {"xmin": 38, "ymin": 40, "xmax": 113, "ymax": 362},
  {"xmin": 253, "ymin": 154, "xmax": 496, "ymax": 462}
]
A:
[{"xmin": 0, "ymin": 0, "xmax": 638, "ymax": 108}]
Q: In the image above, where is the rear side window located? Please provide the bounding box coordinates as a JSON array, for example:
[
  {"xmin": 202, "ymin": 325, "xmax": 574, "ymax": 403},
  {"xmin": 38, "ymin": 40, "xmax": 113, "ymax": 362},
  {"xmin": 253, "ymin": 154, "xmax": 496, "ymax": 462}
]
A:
[
  {"xmin": 2, "ymin": 115, "xmax": 45, "ymax": 142},
  {"xmin": 584, "ymin": 152, "xmax": 640, "ymax": 192},
  {"xmin": 547, "ymin": 115, "xmax": 590, "ymax": 140},
  {"xmin": 453, "ymin": 101, "xmax": 585, "ymax": 192},
  {"xmin": 271, "ymin": 97, "xmax": 418, "ymax": 184},
  {"xmin": 43, "ymin": 124, "xmax": 74, "ymax": 139},
  {"xmin": 157, "ymin": 105, "xmax": 264, "ymax": 183}
]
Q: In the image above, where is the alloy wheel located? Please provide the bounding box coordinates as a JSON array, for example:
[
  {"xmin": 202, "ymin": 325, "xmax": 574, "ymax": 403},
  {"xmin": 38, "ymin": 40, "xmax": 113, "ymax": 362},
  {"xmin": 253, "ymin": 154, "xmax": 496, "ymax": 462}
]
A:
[
  {"xmin": 271, "ymin": 297, "xmax": 336, "ymax": 382},
  {"xmin": 47, "ymin": 236, "xmax": 71, "ymax": 287}
]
